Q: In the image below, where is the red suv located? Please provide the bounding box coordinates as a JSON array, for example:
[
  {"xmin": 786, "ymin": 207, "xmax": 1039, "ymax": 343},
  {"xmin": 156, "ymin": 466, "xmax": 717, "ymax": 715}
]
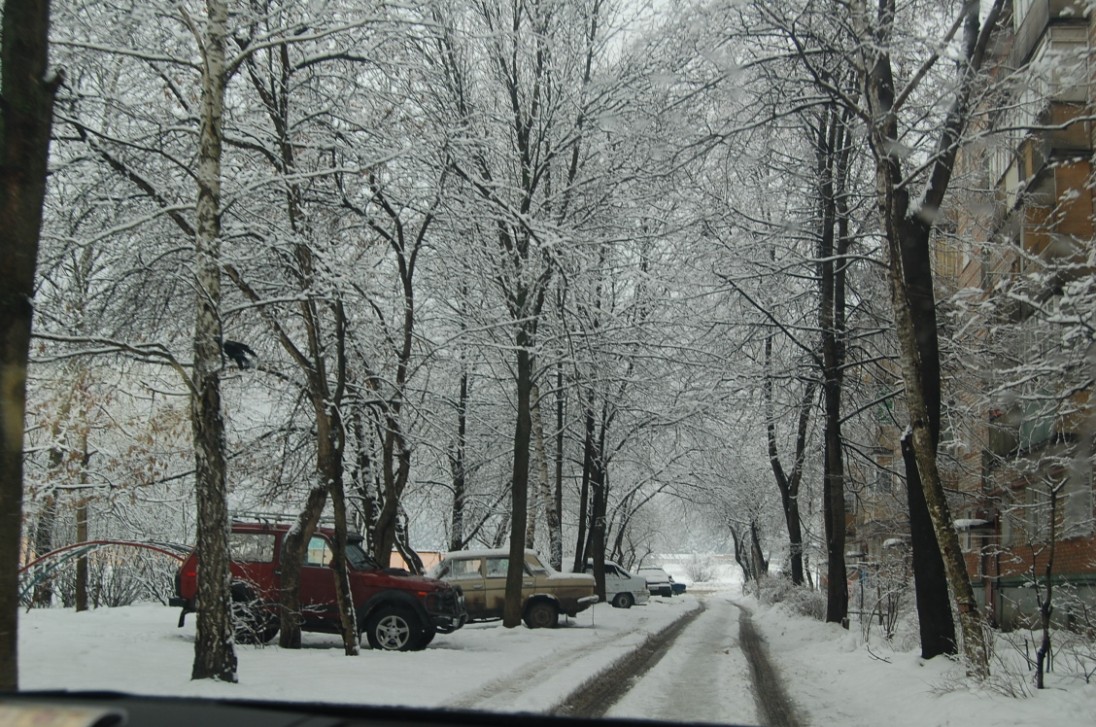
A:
[{"xmin": 170, "ymin": 520, "xmax": 466, "ymax": 651}]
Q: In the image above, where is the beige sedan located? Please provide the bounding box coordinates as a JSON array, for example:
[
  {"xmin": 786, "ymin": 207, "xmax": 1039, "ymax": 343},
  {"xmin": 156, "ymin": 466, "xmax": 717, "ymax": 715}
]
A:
[{"xmin": 430, "ymin": 549, "xmax": 598, "ymax": 628}]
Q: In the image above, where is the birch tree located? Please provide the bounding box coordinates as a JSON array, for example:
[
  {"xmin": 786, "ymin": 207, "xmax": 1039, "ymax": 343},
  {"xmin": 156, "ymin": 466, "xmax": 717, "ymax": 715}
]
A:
[
  {"xmin": 187, "ymin": 0, "xmax": 237, "ymax": 682},
  {"xmin": 44, "ymin": 0, "xmax": 400, "ymax": 655}
]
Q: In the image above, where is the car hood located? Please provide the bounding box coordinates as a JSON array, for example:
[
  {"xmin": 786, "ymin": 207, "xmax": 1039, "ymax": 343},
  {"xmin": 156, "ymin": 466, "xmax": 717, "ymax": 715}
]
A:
[{"xmin": 377, "ymin": 571, "xmax": 453, "ymax": 590}]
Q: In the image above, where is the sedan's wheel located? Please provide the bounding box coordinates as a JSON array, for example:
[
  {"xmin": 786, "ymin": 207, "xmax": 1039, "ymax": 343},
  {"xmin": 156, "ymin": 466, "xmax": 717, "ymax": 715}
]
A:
[
  {"xmin": 611, "ymin": 592, "xmax": 634, "ymax": 609},
  {"xmin": 523, "ymin": 601, "xmax": 559, "ymax": 629},
  {"xmin": 365, "ymin": 606, "xmax": 422, "ymax": 651}
]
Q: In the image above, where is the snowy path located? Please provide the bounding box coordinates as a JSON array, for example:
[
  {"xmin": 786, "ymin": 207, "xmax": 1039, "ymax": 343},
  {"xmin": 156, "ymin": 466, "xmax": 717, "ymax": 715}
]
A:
[
  {"xmin": 606, "ymin": 593, "xmax": 758, "ymax": 725},
  {"xmin": 443, "ymin": 616, "xmax": 647, "ymax": 712}
]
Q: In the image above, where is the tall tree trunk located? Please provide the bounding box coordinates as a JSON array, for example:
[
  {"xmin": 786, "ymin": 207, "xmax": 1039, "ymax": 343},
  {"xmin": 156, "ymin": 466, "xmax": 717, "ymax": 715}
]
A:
[
  {"xmin": 587, "ymin": 446, "xmax": 608, "ymax": 601},
  {"xmin": 749, "ymin": 520, "xmax": 768, "ymax": 583},
  {"xmin": 902, "ymin": 433, "xmax": 956, "ymax": 657},
  {"xmin": 449, "ymin": 366, "xmax": 469, "ymax": 552},
  {"xmin": 818, "ymin": 104, "xmax": 851, "ymax": 625},
  {"xmin": 372, "ymin": 430, "xmax": 411, "ymax": 563},
  {"xmin": 349, "ymin": 398, "xmax": 376, "ymax": 545},
  {"xmin": 189, "ymin": 0, "xmax": 236, "ymax": 683},
  {"xmin": 551, "ymin": 359, "xmax": 565, "ymax": 571},
  {"xmin": 572, "ymin": 401, "xmax": 595, "ymax": 573},
  {"xmin": 821, "ymin": 388, "xmax": 847, "ymax": 624},
  {"xmin": 730, "ymin": 526, "xmax": 752, "ymax": 584},
  {"xmin": 329, "ymin": 477, "xmax": 358, "ymax": 654},
  {"xmin": 764, "ymin": 336, "xmax": 814, "ymax": 587},
  {"xmin": 525, "ymin": 410, "xmax": 540, "ymax": 550},
  {"xmin": 1035, "ymin": 485, "xmax": 1059, "ymax": 689},
  {"xmin": 74, "ymin": 498, "xmax": 89, "ymax": 612},
  {"xmin": 886, "ymin": 227, "xmax": 987, "ymax": 672},
  {"xmin": 528, "ymin": 383, "xmax": 554, "ymax": 550},
  {"xmin": 581, "ymin": 401, "xmax": 610, "ymax": 598},
  {"xmin": 34, "ymin": 390, "xmax": 77, "ymax": 608},
  {"xmin": 319, "ymin": 395, "xmax": 357, "ymax": 655},
  {"xmin": 31, "ymin": 493, "xmax": 55, "ymax": 607},
  {"xmin": 610, "ymin": 493, "xmax": 634, "ymax": 564},
  {"xmin": 856, "ymin": 0, "xmax": 1003, "ymax": 676},
  {"xmin": 503, "ymin": 335, "xmax": 534, "ymax": 627},
  {"xmin": 235, "ymin": 34, "xmax": 359, "ymax": 655},
  {"xmin": 0, "ymin": 0, "xmax": 60, "ymax": 690},
  {"xmin": 278, "ymin": 485, "xmax": 328, "ymax": 649},
  {"xmin": 356, "ymin": 173, "xmax": 435, "ymax": 566},
  {"xmin": 326, "ymin": 304, "xmax": 357, "ymax": 654}
]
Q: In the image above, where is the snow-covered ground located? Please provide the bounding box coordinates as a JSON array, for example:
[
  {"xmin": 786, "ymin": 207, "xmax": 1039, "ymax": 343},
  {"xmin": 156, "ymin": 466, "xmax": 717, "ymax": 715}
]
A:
[
  {"xmin": 16, "ymin": 578, "xmax": 1096, "ymax": 725},
  {"xmin": 751, "ymin": 599, "xmax": 1096, "ymax": 726},
  {"xmin": 18, "ymin": 595, "xmax": 699, "ymax": 713}
]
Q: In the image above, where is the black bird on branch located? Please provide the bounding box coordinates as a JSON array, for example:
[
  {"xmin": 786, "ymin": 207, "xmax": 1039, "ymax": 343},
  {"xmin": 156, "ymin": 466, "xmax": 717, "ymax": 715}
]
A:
[{"xmin": 221, "ymin": 339, "xmax": 257, "ymax": 370}]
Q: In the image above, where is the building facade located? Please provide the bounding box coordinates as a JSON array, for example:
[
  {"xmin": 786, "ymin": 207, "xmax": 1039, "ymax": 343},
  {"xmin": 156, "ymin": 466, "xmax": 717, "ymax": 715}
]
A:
[{"xmin": 849, "ymin": 0, "xmax": 1096, "ymax": 630}]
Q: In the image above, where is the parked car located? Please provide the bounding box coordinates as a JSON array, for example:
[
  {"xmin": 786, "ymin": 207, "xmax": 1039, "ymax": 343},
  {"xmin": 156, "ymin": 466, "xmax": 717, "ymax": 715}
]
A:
[
  {"xmin": 583, "ymin": 559, "xmax": 650, "ymax": 608},
  {"xmin": 171, "ymin": 519, "xmax": 466, "ymax": 651},
  {"xmin": 671, "ymin": 577, "xmax": 687, "ymax": 595},
  {"xmin": 429, "ymin": 548, "xmax": 598, "ymax": 628},
  {"xmin": 637, "ymin": 566, "xmax": 675, "ymax": 597}
]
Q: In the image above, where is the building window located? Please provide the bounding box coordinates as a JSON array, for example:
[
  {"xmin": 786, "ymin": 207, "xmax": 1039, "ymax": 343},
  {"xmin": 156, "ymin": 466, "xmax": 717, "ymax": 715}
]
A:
[
  {"xmin": 1062, "ymin": 465, "xmax": 1094, "ymax": 538},
  {"xmin": 844, "ymin": 491, "xmax": 857, "ymax": 515},
  {"xmin": 872, "ymin": 452, "xmax": 894, "ymax": 492},
  {"xmin": 1025, "ymin": 487, "xmax": 1053, "ymax": 542}
]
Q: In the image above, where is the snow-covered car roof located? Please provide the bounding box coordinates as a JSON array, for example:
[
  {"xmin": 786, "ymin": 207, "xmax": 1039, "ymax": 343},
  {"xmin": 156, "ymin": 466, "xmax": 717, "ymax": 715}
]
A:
[{"xmin": 637, "ymin": 566, "xmax": 673, "ymax": 582}]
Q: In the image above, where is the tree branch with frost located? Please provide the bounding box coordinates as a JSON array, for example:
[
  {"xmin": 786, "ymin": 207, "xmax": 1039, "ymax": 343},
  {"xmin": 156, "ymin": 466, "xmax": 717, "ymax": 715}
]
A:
[
  {"xmin": 921, "ymin": 0, "xmax": 1004, "ymax": 213},
  {"xmin": 715, "ymin": 270, "xmax": 822, "ymax": 367},
  {"xmin": 890, "ymin": 8, "xmax": 967, "ymax": 114},
  {"xmin": 51, "ymin": 38, "xmax": 200, "ymax": 69},
  {"xmin": 226, "ymin": 19, "xmax": 389, "ymax": 77},
  {"xmin": 31, "ymin": 333, "xmax": 194, "ymax": 396},
  {"xmin": 222, "ymin": 264, "xmax": 315, "ymax": 376}
]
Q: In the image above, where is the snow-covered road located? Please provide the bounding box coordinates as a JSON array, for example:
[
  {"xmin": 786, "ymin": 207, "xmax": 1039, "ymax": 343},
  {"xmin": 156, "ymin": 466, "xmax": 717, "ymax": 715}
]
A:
[
  {"xmin": 607, "ymin": 593, "xmax": 757, "ymax": 724},
  {"xmin": 20, "ymin": 590, "xmax": 1096, "ymax": 726}
]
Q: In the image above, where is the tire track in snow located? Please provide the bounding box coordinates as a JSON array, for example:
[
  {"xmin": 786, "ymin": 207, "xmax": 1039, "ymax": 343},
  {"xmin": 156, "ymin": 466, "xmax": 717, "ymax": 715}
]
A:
[
  {"xmin": 551, "ymin": 600, "xmax": 704, "ymax": 718},
  {"xmin": 445, "ymin": 606, "xmax": 697, "ymax": 712},
  {"xmin": 597, "ymin": 595, "xmax": 756, "ymax": 724},
  {"xmin": 444, "ymin": 622, "xmax": 637, "ymax": 711},
  {"xmin": 737, "ymin": 602, "xmax": 801, "ymax": 727}
]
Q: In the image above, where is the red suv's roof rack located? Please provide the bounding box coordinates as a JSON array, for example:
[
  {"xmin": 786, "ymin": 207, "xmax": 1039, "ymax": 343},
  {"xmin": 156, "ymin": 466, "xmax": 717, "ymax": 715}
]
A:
[{"xmin": 229, "ymin": 511, "xmax": 338, "ymax": 527}]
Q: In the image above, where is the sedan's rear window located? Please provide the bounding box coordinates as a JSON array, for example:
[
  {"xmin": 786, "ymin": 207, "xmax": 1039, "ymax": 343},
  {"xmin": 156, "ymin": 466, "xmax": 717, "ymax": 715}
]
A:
[{"xmin": 442, "ymin": 557, "xmax": 484, "ymax": 578}]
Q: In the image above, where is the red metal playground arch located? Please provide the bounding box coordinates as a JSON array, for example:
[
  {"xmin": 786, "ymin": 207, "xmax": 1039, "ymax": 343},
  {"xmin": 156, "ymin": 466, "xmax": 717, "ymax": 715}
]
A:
[{"xmin": 18, "ymin": 540, "xmax": 191, "ymax": 602}]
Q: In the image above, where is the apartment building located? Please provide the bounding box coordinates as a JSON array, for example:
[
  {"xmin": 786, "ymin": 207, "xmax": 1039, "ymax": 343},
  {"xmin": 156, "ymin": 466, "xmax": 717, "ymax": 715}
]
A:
[
  {"xmin": 845, "ymin": 1, "xmax": 1094, "ymax": 630},
  {"xmin": 939, "ymin": 0, "xmax": 1095, "ymax": 628}
]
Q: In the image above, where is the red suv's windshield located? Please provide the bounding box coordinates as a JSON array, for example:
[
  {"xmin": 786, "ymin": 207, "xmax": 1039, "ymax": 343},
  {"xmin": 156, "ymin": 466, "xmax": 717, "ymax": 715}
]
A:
[{"xmin": 345, "ymin": 543, "xmax": 376, "ymax": 571}]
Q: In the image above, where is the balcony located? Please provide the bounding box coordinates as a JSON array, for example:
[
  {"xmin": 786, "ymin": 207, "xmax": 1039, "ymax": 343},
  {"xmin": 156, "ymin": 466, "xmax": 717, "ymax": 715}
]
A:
[
  {"xmin": 1014, "ymin": 107, "xmax": 1091, "ymax": 181},
  {"xmin": 993, "ymin": 100, "xmax": 1092, "ymax": 222},
  {"xmin": 1009, "ymin": 0, "xmax": 1090, "ymax": 70}
]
